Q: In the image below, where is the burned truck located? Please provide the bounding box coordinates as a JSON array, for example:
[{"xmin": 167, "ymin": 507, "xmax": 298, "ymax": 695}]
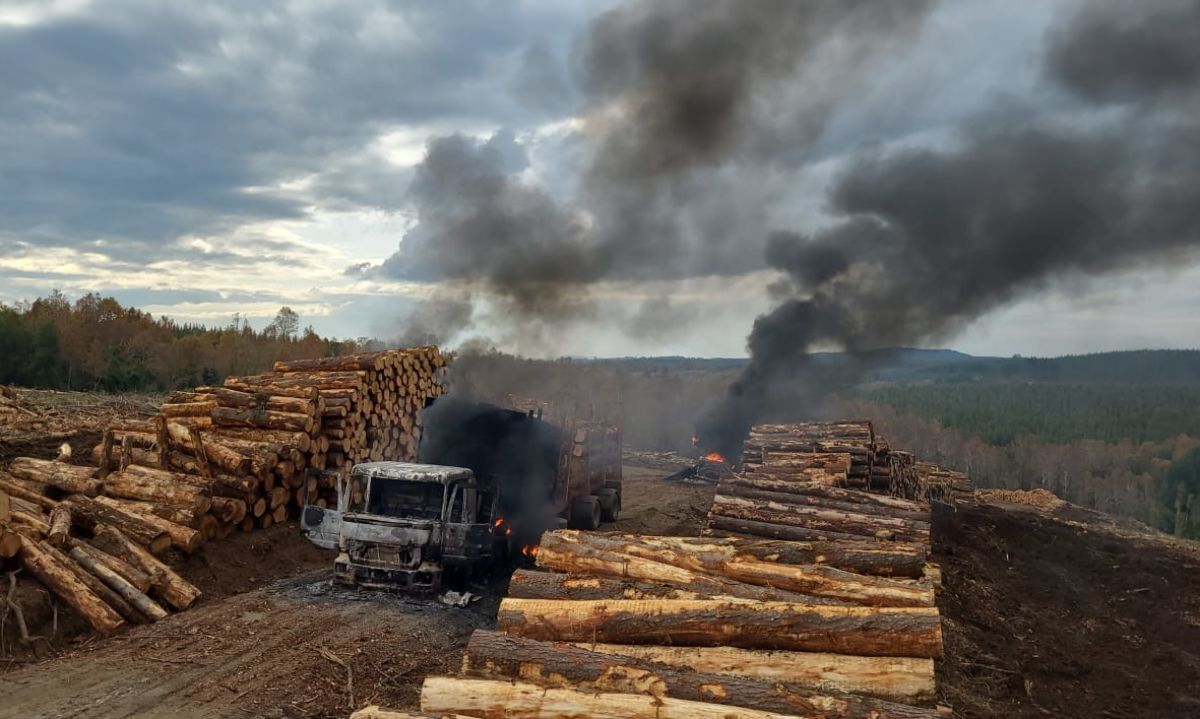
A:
[{"xmin": 300, "ymin": 399, "xmax": 622, "ymax": 592}]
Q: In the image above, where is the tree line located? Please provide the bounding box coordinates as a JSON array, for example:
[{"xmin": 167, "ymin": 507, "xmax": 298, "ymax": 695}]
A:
[{"xmin": 0, "ymin": 292, "xmax": 357, "ymax": 391}]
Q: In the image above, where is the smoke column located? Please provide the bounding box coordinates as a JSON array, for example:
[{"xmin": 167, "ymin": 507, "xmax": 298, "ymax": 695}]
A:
[{"xmin": 698, "ymin": 0, "xmax": 1200, "ymax": 455}]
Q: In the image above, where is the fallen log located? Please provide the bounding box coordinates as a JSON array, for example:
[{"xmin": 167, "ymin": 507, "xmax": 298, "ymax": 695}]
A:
[
  {"xmin": 62, "ymin": 550, "xmax": 146, "ymax": 625},
  {"xmin": 69, "ymin": 541, "xmax": 153, "ymax": 593},
  {"xmin": 92, "ymin": 497, "xmax": 203, "ymax": 553},
  {"xmin": 92, "ymin": 525, "xmax": 201, "ymax": 610},
  {"xmin": 538, "ymin": 532, "xmax": 931, "ymax": 607},
  {"xmin": 0, "ymin": 474, "xmax": 58, "ymax": 510},
  {"xmin": 69, "ymin": 546, "xmax": 169, "ymax": 622},
  {"xmin": 463, "ymin": 631, "xmax": 938, "ymax": 718},
  {"xmin": 497, "ymin": 599, "xmax": 943, "ymax": 657},
  {"xmin": 159, "ymin": 400, "xmax": 217, "ymax": 418},
  {"xmin": 18, "ymin": 536, "xmax": 125, "ymax": 634},
  {"xmin": 63, "ymin": 495, "xmax": 172, "ymax": 555},
  {"xmin": 8, "ymin": 458, "xmax": 101, "ymax": 497},
  {"xmin": 568, "ymin": 642, "xmax": 935, "ymax": 704},
  {"xmin": 421, "ymin": 676, "xmax": 812, "ymax": 719},
  {"xmin": 717, "ymin": 483, "xmax": 931, "ymax": 523}
]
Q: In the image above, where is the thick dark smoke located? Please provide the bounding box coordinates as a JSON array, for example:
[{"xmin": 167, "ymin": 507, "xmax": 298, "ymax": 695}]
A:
[
  {"xmin": 698, "ymin": 0, "xmax": 1200, "ymax": 456},
  {"xmin": 376, "ymin": 0, "xmax": 934, "ymax": 341}
]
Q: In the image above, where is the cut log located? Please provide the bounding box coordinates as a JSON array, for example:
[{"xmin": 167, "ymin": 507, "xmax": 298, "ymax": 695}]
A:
[
  {"xmin": 47, "ymin": 504, "xmax": 72, "ymax": 547},
  {"xmin": 538, "ymin": 532, "xmax": 933, "ymax": 607},
  {"xmin": 165, "ymin": 422, "xmax": 251, "ymax": 475},
  {"xmin": 710, "ymin": 495, "xmax": 930, "ymax": 543},
  {"xmin": 17, "ymin": 536, "xmax": 125, "ymax": 634},
  {"xmin": 607, "ymin": 534, "xmax": 927, "ymax": 578},
  {"xmin": 705, "ymin": 515, "xmax": 873, "ymax": 543},
  {"xmin": 159, "ymin": 400, "xmax": 217, "ymax": 418},
  {"xmin": 69, "ymin": 541, "xmax": 153, "ymax": 593},
  {"xmin": 208, "ymin": 427, "xmax": 312, "ymax": 453},
  {"xmin": 497, "ymin": 599, "xmax": 943, "ymax": 657},
  {"xmin": 716, "ymin": 482, "xmax": 931, "ymax": 523},
  {"xmin": 0, "ymin": 526, "xmax": 22, "ymax": 559},
  {"xmin": 92, "ymin": 525, "xmax": 201, "ymax": 610},
  {"xmin": 569, "ymin": 643, "xmax": 935, "ymax": 704},
  {"xmin": 10, "ymin": 504, "xmax": 52, "ymax": 536},
  {"xmin": 212, "ymin": 406, "xmax": 313, "ymax": 433},
  {"xmin": 101, "ymin": 470, "xmax": 212, "ymax": 514},
  {"xmin": 421, "ymin": 676, "xmax": 814, "ymax": 719},
  {"xmin": 68, "ymin": 546, "xmax": 169, "ymax": 622},
  {"xmin": 203, "ymin": 386, "xmax": 317, "ymax": 414},
  {"xmin": 508, "ymin": 569, "xmax": 819, "ymax": 603},
  {"xmin": 463, "ymin": 631, "xmax": 938, "ymax": 718},
  {"xmin": 0, "ymin": 475, "xmax": 58, "ymax": 510},
  {"xmin": 62, "ymin": 550, "xmax": 146, "ymax": 624},
  {"xmin": 209, "ymin": 497, "xmax": 247, "ymax": 524},
  {"xmin": 63, "ymin": 495, "xmax": 172, "ymax": 555},
  {"xmin": 92, "ymin": 495, "xmax": 197, "ymax": 528},
  {"xmin": 91, "ymin": 498, "xmax": 203, "ymax": 553},
  {"xmin": 8, "ymin": 458, "xmax": 101, "ymax": 497}
]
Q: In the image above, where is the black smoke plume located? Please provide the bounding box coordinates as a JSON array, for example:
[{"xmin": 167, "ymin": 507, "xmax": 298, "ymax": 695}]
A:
[{"xmin": 698, "ymin": 0, "xmax": 1200, "ymax": 456}]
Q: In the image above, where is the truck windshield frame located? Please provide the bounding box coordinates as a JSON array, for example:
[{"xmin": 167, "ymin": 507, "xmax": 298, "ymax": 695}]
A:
[{"xmin": 363, "ymin": 476, "xmax": 447, "ymax": 521}]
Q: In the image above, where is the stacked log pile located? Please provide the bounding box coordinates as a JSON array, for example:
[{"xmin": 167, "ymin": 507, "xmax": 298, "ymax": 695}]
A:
[
  {"xmin": 0, "ymin": 346, "xmax": 448, "ymax": 634},
  {"xmin": 411, "ymin": 525, "xmax": 947, "ymax": 718},
  {"xmin": 914, "ymin": 462, "xmax": 975, "ymax": 504},
  {"xmin": 741, "ymin": 421, "xmax": 874, "ymax": 487}
]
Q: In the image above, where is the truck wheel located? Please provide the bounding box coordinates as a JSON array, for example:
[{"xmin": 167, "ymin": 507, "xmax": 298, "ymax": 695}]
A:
[
  {"xmin": 597, "ymin": 488, "xmax": 621, "ymax": 522},
  {"xmin": 569, "ymin": 496, "xmax": 601, "ymax": 530}
]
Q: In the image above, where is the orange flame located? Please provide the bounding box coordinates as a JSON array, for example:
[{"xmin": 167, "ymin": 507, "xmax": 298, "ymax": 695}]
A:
[
  {"xmin": 494, "ymin": 517, "xmax": 505, "ymax": 528},
  {"xmin": 521, "ymin": 545, "xmax": 539, "ymax": 557},
  {"xmin": 704, "ymin": 451, "xmax": 727, "ymax": 463}
]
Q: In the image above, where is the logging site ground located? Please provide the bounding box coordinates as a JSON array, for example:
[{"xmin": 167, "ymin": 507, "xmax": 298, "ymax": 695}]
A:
[
  {"xmin": 2, "ymin": 391, "xmax": 1200, "ymax": 719},
  {"xmin": 2, "ymin": 466, "xmax": 1199, "ymax": 718}
]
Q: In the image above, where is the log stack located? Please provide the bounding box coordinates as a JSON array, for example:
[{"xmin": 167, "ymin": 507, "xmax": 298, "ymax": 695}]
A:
[
  {"xmin": 741, "ymin": 421, "xmax": 875, "ymax": 488},
  {"xmin": 413, "ymin": 524, "xmax": 948, "ymax": 717}
]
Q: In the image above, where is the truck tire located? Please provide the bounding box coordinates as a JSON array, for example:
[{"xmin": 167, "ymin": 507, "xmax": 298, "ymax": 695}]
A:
[
  {"xmin": 569, "ymin": 495, "xmax": 602, "ymax": 530},
  {"xmin": 597, "ymin": 488, "xmax": 621, "ymax": 523}
]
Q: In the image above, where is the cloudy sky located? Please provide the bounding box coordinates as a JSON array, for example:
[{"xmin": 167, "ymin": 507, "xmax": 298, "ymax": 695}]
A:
[{"xmin": 1, "ymin": 0, "xmax": 1197, "ymax": 358}]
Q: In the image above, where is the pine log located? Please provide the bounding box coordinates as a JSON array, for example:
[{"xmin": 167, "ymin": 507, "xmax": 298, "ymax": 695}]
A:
[
  {"xmin": 92, "ymin": 495, "xmax": 198, "ymax": 528},
  {"xmin": 607, "ymin": 534, "xmax": 927, "ymax": 578},
  {"xmin": 421, "ymin": 676, "xmax": 815, "ymax": 719},
  {"xmin": 716, "ymin": 482, "xmax": 931, "ymax": 523},
  {"xmin": 0, "ymin": 526, "xmax": 22, "ymax": 559},
  {"xmin": 101, "ymin": 470, "xmax": 212, "ymax": 514},
  {"xmin": 211, "ymin": 406, "xmax": 314, "ymax": 433},
  {"xmin": 69, "ymin": 541, "xmax": 153, "ymax": 592},
  {"xmin": 273, "ymin": 354, "xmax": 384, "ymax": 372},
  {"xmin": 540, "ymin": 532, "xmax": 933, "ymax": 606},
  {"xmin": 509, "ymin": 569, "xmax": 819, "ymax": 603},
  {"xmin": 165, "ymin": 423, "xmax": 251, "ymax": 475},
  {"xmin": 92, "ymin": 497, "xmax": 203, "ymax": 553},
  {"xmin": 497, "ymin": 599, "xmax": 943, "ymax": 657},
  {"xmin": 710, "ymin": 495, "xmax": 930, "ymax": 543},
  {"xmin": 62, "ymin": 551, "xmax": 146, "ymax": 624},
  {"xmin": 18, "ymin": 536, "xmax": 125, "ymax": 634},
  {"xmin": 68, "ymin": 546, "xmax": 169, "ymax": 622},
  {"xmin": 160, "ymin": 400, "xmax": 217, "ymax": 418},
  {"xmin": 209, "ymin": 497, "xmax": 247, "ymax": 524},
  {"xmin": 208, "ymin": 427, "xmax": 312, "ymax": 453},
  {"xmin": 47, "ymin": 504, "xmax": 72, "ymax": 547},
  {"xmin": 8, "ymin": 458, "xmax": 101, "ymax": 497},
  {"xmin": 0, "ymin": 475, "xmax": 58, "ymax": 510},
  {"xmin": 10, "ymin": 504, "xmax": 51, "ymax": 536},
  {"xmin": 92, "ymin": 444, "xmax": 160, "ymax": 469},
  {"xmin": 203, "ymin": 386, "xmax": 317, "ymax": 414},
  {"xmin": 570, "ymin": 643, "xmax": 935, "ymax": 704},
  {"xmin": 462, "ymin": 631, "xmax": 938, "ymax": 718},
  {"xmin": 92, "ymin": 525, "xmax": 201, "ymax": 610},
  {"xmin": 63, "ymin": 495, "xmax": 172, "ymax": 555},
  {"xmin": 705, "ymin": 515, "xmax": 876, "ymax": 543}
]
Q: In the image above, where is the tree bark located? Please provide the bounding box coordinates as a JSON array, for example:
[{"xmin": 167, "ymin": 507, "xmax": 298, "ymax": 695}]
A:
[
  {"xmin": 462, "ymin": 630, "xmax": 938, "ymax": 718},
  {"xmin": 497, "ymin": 598, "xmax": 943, "ymax": 658},
  {"xmin": 69, "ymin": 540, "xmax": 153, "ymax": 592},
  {"xmin": 508, "ymin": 569, "xmax": 818, "ymax": 603},
  {"xmin": 0, "ymin": 488, "xmax": 10, "ymax": 524},
  {"xmin": 62, "ymin": 550, "xmax": 146, "ymax": 625},
  {"xmin": 18, "ymin": 536, "xmax": 125, "ymax": 634},
  {"xmin": 605, "ymin": 534, "xmax": 928, "ymax": 578},
  {"xmin": 92, "ymin": 496, "xmax": 203, "ymax": 553},
  {"xmin": 101, "ymin": 470, "xmax": 212, "ymax": 514},
  {"xmin": 422, "ymin": 676, "xmax": 820, "ymax": 719},
  {"xmin": 209, "ymin": 497, "xmax": 247, "ymax": 524},
  {"xmin": 68, "ymin": 546, "xmax": 170, "ymax": 622},
  {"xmin": 165, "ymin": 423, "xmax": 252, "ymax": 476},
  {"xmin": 202, "ymin": 386, "xmax": 317, "ymax": 414},
  {"xmin": 91, "ymin": 525, "xmax": 201, "ymax": 610},
  {"xmin": 538, "ymin": 532, "xmax": 933, "ymax": 607},
  {"xmin": 159, "ymin": 400, "xmax": 217, "ymax": 418},
  {"xmin": 211, "ymin": 406, "xmax": 314, "ymax": 433},
  {"xmin": 8, "ymin": 458, "xmax": 101, "ymax": 497},
  {"xmin": 91, "ymin": 495, "xmax": 197, "ymax": 528},
  {"xmin": 0, "ymin": 525, "xmax": 22, "ymax": 558},
  {"xmin": 568, "ymin": 642, "xmax": 935, "ymax": 704},
  {"xmin": 705, "ymin": 516, "xmax": 874, "ymax": 543},
  {"xmin": 716, "ymin": 482, "xmax": 931, "ymax": 523},
  {"xmin": 710, "ymin": 495, "xmax": 930, "ymax": 543},
  {"xmin": 273, "ymin": 354, "xmax": 384, "ymax": 372},
  {"xmin": 63, "ymin": 495, "xmax": 172, "ymax": 555},
  {"xmin": 47, "ymin": 504, "xmax": 72, "ymax": 547},
  {"xmin": 0, "ymin": 474, "xmax": 58, "ymax": 510}
]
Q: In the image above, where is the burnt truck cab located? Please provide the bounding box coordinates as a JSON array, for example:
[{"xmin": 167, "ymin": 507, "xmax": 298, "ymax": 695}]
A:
[{"xmin": 300, "ymin": 462, "xmax": 496, "ymax": 593}]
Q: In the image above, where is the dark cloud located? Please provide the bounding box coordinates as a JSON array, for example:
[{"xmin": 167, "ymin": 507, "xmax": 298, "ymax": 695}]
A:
[{"xmin": 0, "ymin": 0, "xmax": 598, "ymax": 262}]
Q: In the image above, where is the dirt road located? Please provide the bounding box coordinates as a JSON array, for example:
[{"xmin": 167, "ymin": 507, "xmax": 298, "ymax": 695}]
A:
[{"xmin": 0, "ymin": 467, "xmax": 715, "ymax": 718}]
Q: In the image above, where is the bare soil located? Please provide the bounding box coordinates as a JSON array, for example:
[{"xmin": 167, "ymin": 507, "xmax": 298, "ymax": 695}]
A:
[{"xmin": 935, "ymin": 498, "xmax": 1200, "ymax": 718}]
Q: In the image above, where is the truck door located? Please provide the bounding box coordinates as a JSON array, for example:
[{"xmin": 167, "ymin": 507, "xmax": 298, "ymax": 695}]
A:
[{"xmin": 299, "ymin": 469, "xmax": 345, "ymax": 550}]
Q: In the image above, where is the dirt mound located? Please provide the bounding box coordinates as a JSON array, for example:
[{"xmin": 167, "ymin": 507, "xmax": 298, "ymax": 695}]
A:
[{"xmin": 935, "ymin": 499, "xmax": 1200, "ymax": 717}]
